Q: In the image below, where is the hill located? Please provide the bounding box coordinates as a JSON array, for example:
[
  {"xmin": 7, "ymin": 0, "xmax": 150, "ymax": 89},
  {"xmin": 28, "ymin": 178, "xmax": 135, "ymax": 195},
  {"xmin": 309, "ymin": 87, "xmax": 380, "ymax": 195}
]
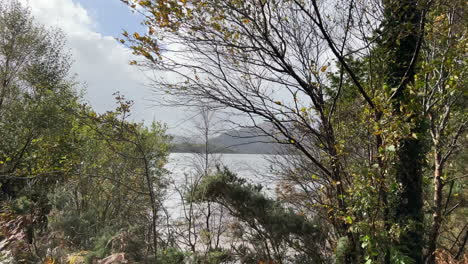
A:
[{"xmin": 170, "ymin": 124, "xmax": 280, "ymax": 154}]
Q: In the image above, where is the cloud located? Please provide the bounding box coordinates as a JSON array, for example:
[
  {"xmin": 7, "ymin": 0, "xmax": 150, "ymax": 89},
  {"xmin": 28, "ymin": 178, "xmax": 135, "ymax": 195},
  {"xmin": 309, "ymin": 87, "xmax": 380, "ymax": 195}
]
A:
[{"xmin": 19, "ymin": 0, "xmax": 186, "ymax": 129}]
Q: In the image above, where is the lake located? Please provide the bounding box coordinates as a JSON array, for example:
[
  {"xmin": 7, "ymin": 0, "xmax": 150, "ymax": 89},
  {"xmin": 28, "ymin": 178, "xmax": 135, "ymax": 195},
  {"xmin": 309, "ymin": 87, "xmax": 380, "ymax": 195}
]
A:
[
  {"xmin": 166, "ymin": 153, "xmax": 274, "ymax": 182},
  {"xmin": 164, "ymin": 153, "xmax": 278, "ymax": 216}
]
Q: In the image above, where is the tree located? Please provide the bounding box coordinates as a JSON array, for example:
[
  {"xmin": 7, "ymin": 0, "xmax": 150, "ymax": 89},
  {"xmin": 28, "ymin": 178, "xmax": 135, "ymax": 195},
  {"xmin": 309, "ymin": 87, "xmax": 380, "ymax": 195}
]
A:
[
  {"xmin": 191, "ymin": 105, "xmax": 225, "ymax": 253},
  {"xmin": 0, "ymin": 2, "xmax": 173, "ymax": 262},
  {"xmin": 192, "ymin": 166, "xmax": 325, "ymax": 263},
  {"xmin": 0, "ymin": 0, "xmax": 76, "ymax": 208},
  {"xmin": 378, "ymin": 0, "xmax": 428, "ymax": 261},
  {"xmin": 419, "ymin": 0, "xmax": 467, "ymax": 262},
  {"xmin": 121, "ymin": 0, "xmax": 467, "ymax": 262},
  {"xmin": 44, "ymin": 97, "xmax": 170, "ymax": 262},
  {"xmin": 0, "ymin": 1, "xmax": 82, "ymax": 261},
  {"xmin": 0, "ymin": 1, "xmax": 67, "ymax": 112},
  {"xmin": 77, "ymin": 94, "xmax": 170, "ymax": 260},
  {"xmin": 169, "ymin": 105, "xmax": 228, "ymax": 259}
]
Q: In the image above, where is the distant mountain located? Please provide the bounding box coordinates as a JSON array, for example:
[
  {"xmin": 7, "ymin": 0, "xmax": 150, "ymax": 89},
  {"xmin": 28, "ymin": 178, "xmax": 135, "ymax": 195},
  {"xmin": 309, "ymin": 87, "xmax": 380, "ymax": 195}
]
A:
[
  {"xmin": 210, "ymin": 124, "xmax": 280, "ymax": 154},
  {"xmin": 169, "ymin": 134, "xmax": 235, "ymax": 153},
  {"xmin": 169, "ymin": 123, "xmax": 281, "ymax": 154},
  {"xmin": 170, "ymin": 135, "xmax": 193, "ymax": 144}
]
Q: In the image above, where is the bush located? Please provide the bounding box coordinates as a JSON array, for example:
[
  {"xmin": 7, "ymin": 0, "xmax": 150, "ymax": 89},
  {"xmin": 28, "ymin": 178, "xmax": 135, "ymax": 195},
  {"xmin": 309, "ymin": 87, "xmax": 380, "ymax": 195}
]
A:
[{"xmin": 156, "ymin": 248, "xmax": 185, "ymax": 264}]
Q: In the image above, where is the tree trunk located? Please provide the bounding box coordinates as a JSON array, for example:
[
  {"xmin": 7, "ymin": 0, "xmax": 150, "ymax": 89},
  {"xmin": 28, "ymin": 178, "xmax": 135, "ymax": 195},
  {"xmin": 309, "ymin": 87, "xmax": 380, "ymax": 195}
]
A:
[
  {"xmin": 394, "ymin": 137, "xmax": 424, "ymax": 262},
  {"xmin": 382, "ymin": 0, "xmax": 426, "ymax": 262},
  {"xmin": 427, "ymin": 151, "xmax": 443, "ymax": 264},
  {"xmin": 143, "ymin": 156, "xmax": 159, "ymax": 260}
]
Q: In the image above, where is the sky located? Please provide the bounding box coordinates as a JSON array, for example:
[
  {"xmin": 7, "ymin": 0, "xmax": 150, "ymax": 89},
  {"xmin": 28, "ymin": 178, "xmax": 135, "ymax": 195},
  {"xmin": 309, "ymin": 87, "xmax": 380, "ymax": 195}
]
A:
[{"xmin": 19, "ymin": 0, "xmax": 190, "ymax": 134}]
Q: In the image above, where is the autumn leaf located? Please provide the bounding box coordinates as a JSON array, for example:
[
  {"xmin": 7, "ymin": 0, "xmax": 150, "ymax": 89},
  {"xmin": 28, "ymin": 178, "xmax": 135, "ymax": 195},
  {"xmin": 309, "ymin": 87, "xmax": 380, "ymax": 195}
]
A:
[{"xmin": 138, "ymin": 0, "xmax": 151, "ymax": 6}]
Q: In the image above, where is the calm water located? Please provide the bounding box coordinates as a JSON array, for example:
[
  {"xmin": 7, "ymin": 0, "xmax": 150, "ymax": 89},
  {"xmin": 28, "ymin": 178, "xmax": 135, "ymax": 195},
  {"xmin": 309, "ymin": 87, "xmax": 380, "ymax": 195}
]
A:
[
  {"xmin": 164, "ymin": 153, "xmax": 277, "ymax": 215},
  {"xmin": 166, "ymin": 153, "xmax": 274, "ymax": 182}
]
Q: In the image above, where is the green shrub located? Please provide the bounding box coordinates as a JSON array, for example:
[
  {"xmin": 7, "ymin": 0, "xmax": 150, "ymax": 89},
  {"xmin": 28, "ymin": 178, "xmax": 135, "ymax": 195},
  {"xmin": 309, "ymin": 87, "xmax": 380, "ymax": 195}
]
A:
[{"xmin": 156, "ymin": 248, "xmax": 185, "ymax": 264}]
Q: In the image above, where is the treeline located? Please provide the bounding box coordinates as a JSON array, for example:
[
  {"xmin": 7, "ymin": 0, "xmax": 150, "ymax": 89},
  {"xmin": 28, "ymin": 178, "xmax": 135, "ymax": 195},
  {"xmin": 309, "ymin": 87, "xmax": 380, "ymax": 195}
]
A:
[{"xmin": 0, "ymin": 2, "xmax": 170, "ymax": 263}]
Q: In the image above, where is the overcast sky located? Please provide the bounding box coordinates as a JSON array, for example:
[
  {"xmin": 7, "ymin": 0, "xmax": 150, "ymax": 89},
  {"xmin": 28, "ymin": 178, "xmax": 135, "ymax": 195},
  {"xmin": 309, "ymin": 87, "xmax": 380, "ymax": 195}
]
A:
[{"xmin": 20, "ymin": 0, "xmax": 192, "ymax": 134}]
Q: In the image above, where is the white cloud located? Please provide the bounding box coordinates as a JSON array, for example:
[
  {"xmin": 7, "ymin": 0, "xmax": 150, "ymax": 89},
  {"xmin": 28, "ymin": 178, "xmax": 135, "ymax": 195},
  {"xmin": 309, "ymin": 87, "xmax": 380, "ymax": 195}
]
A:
[
  {"xmin": 19, "ymin": 0, "xmax": 185, "ymax": 129},
  {"xmin": 24, "ymin": 0, "xmax": 94, "ymax": 34}
]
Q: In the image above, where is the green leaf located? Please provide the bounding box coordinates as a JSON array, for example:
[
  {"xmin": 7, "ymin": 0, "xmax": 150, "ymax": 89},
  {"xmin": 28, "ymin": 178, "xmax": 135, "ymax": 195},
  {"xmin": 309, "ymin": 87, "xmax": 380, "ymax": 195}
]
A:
[{"xmin": 345, "ymin": 216, "xmax": 353, "ymax": 224}]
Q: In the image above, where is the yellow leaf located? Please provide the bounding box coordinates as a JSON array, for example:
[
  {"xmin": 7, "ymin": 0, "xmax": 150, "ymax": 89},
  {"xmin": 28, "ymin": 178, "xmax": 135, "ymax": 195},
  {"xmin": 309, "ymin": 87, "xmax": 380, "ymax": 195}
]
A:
[
  {"xmin": 138, "ymin": 0, "xmax": 151, "ymax": 6},
  {"xmin": 274, "ymin": 101, "xmax": 282, "ymax": 105},
  {"xmin": 320, "ymin": 65, "xmax": 328, "ymax": 72},
  {"xmin": 68, "ymin": 255, "xmax": 78, "ymax": 264}
]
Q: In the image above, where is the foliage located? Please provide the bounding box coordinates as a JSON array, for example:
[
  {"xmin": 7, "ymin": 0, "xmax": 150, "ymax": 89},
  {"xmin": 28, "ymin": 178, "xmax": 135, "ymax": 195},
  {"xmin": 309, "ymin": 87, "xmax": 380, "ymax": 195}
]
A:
[
  {"xmin": 0, "ymin": 0, "xmax": 466, "ymax": 263},
  {"xmin": 192, "ymin": 166, "xmax": 325, "ymax": 263},
  {"xmin": 155, "ymin": 248, "xmax": 185, "ymax": 264},
  {"xmin": 0, "ymin": 1, "xmax": 171, "ymax": 263},
  {"xmin": 121, "ymin": 0, "xmax": 467, "ymax": 262}
]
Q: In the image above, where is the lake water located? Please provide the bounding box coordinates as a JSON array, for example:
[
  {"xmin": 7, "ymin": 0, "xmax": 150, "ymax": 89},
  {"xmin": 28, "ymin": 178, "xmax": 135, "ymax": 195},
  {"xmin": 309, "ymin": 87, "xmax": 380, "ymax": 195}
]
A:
[
  {"xmin": 166, "ymin": 153, "xmax": 274, "ymax": 183},
  {"xmin": 163, "ymin": 153, "xmax": 287, "ymax": 253},
  {"xmin": 164, "ymin": 153, "xmax": 277, "ymax": 216}
]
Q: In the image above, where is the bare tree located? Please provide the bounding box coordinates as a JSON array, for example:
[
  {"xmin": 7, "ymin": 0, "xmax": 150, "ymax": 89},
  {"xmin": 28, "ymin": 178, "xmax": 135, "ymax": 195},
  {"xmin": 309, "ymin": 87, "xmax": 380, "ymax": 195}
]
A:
[
  {"xmin": 169, "ymin": 105, "xmax": 228, "ymax": 257},
  {"xmin": 121, "ymin": 0, "xmax": 464, "ymax": 262}
]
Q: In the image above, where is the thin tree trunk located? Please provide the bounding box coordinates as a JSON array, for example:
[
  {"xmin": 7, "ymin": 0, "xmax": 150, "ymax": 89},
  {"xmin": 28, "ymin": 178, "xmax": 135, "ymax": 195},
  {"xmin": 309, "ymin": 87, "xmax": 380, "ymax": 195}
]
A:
[
  {"xmin": 427, "ymin": 151, "xmax": 444, "ymax": 264},
  {"xmin": 143, "ymin": 156, "xmax": 159, "ymax": 260}
]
